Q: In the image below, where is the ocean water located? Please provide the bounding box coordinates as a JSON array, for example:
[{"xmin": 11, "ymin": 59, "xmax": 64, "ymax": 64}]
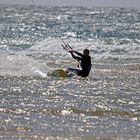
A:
[{"xmin": 0, "ymin": 4, "xmax": 140, "ymax": 140}]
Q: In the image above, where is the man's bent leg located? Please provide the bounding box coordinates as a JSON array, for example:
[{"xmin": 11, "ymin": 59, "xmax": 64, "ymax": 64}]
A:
[{"xmin": 66, "ymin": 68, "xmax": 79, "ymax": 75}]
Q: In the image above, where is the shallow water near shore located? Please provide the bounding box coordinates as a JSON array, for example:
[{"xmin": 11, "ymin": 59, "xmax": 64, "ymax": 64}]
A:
[{"xmin": 0, "ymin": 64, "xmax": 140, "ymax": 139}]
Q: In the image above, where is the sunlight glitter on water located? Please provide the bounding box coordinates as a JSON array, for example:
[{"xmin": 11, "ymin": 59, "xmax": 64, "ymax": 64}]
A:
[{"xmin": 0, "ymin": 5, "xmax": 140, "ymax": 139}]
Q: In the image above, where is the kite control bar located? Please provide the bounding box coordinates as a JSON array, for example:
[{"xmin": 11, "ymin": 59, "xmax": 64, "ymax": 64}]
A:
[{"xmin": 59, "ymin": 38, "xmax": 73, "ymax": 52}]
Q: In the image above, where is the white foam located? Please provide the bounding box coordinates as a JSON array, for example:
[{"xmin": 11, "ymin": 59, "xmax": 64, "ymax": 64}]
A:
[{"xmin": 0, "ymin": 52, "xmax": 49, "ymax": 77}]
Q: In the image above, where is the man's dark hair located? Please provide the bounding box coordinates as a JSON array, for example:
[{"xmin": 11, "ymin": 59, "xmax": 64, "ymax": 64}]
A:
[{"xmin": 83, "ymin": 49, "xmax": 89, "ymax": 54}]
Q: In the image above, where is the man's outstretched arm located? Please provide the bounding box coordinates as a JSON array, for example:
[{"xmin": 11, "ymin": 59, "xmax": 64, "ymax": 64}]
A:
[{"xmin": 69, "ymin": 50, "xmax": 81, "ymax": 60}]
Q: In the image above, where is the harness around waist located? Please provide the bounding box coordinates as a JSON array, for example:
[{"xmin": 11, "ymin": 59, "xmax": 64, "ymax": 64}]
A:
[{"xmin": 82, "ymin": 64, "xmax": 92, "ymax": 71}]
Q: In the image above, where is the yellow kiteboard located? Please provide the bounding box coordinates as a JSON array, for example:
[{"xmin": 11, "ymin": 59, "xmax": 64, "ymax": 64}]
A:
[{"xmin": 48, "ymin": 69, "xmax": 67, "ymax": 78}]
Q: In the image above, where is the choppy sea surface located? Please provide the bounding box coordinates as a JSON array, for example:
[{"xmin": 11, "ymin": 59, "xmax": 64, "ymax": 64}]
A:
[{"xmin": 0, "ymin": 4, "xmax": 140, "ymax": 140}]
